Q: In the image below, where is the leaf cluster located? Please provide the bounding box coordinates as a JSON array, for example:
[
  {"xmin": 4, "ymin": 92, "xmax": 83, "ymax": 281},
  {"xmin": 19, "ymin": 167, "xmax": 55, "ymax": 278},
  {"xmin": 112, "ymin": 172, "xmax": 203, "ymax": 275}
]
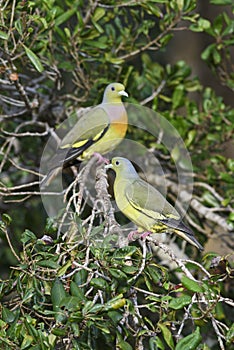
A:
[{"xmin": 0, "ymin": 227, "xmax": 233, "ymax": 350}]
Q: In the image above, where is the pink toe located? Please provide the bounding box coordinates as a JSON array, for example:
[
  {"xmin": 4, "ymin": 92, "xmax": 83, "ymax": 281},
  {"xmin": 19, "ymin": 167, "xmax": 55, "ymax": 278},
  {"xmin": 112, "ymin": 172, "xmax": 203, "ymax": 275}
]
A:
[
  {"xmin": 140, "ymin": 232, "xmax": 151, "ymax": 239},
  {"xmin": 128, "ymin": 230, "xmax": 139, "ymax": 241},
  {"xmin": 93, "ymin": 152, "xmax": 109, "ymax": 164}
]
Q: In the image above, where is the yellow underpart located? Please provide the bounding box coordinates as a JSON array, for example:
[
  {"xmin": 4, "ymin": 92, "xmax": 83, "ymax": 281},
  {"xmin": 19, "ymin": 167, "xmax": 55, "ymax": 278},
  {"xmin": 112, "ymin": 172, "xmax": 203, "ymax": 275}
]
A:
[
  {"xmin": 82, "ymin": 122, "xmax": 127, "ymax": 159},
  {"xmin": 151, "ymin": 222, "xmax": 169, "ymax": 233}
]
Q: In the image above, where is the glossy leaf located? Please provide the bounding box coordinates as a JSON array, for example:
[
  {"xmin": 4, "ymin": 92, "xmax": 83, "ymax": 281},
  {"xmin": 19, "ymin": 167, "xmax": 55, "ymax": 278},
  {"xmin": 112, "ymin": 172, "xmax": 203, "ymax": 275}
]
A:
[
  {"xmin": 23, "ymin": 45, "xmax": 44, "ymax": 72},
  {"xmin": 175, "ymin": 327, "xmax": 202, "ymax": 350},
  {"xmin": 158, "ymin": 323, "xmax": 175, "ymax": 349},
  {"xmin": 181, "ymin": 276, "xmax": 203, "ymax": 292},
  {"xmin": 169, "ymin": 295, "xmax": 192, "ymax": 310}
]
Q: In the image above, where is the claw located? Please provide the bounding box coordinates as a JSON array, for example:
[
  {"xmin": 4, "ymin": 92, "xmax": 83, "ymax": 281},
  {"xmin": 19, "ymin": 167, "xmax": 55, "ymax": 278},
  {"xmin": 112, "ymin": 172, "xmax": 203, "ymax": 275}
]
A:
[
  {"xmin": 140, "ymin": 232, "xmax": 151, "ymax": 240},
  {"xmin": 93, "ymin": 152, "xmax": 110, "ymax": 165},
  {"xmin": 128, "ymin": 230, "xmax": 139, "ymax": 241},
  {"xmin": 128, "ymin": 231, "xmax": 152, "ymax": 241}
]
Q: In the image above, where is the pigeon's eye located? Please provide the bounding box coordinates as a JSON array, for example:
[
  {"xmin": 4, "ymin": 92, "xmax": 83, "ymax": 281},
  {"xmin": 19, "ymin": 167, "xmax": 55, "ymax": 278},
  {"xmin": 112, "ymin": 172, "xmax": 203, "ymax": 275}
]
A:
[
  {"xmin": 115, "ymin": 160, "xmax": 120, "ymax": 166},
  {"xmin": 111, "ymin": 86, "xmax": 115, "ymax": 91}
]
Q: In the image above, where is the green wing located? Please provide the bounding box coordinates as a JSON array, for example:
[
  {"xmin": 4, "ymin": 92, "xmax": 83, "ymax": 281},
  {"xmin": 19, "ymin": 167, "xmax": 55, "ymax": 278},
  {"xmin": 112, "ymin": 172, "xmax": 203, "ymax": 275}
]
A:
[
  {"xmin": 47, "ymin": 106, "xmax": 110, "ymax": 168},
  {"xmin": 125, "ymin": 179, "xmax": 180, "ymax": 221},
  {"xmin": 125, "ymin": 179, "xmax": 203, "ymax": 246},
  {"xmin": 60, "ymin": 106, "xmax": 110, "ymax": 149}
]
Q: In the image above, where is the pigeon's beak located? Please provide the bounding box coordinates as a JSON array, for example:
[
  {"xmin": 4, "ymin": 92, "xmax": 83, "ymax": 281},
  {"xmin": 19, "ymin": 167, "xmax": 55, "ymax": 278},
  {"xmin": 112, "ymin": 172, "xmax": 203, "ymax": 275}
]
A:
[
  {"xmin": 118, "ymin": 90, "xmax": 128, "ymax": 98},
  {"xmin": 105, "ymin": 163, "xmax": 113, "ymax": 170}
]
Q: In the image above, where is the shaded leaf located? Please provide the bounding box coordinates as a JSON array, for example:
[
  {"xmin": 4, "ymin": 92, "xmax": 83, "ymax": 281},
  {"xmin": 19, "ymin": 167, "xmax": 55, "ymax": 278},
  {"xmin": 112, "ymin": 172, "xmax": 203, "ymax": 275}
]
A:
[
  {"xmin": 51, "ymin": 278, "xmax": 66, "ymax": 311},
  {"xmin": 169, "ymin": 295, "xmax": 191, "ymax": 309},
  {"xmin": 23, "ymin": 45, "xmax": 44, "ymax": 72},
  {"xmin": 2, "ymin": 307, "xmax": 15, "ymax": 323},
  {"xmin": 158, "ymin": 323, "xmax": 175, "ymax": 349},
  {"xmin": 175, "ymin": 327, "xmax": 202, "ymax": 350}
]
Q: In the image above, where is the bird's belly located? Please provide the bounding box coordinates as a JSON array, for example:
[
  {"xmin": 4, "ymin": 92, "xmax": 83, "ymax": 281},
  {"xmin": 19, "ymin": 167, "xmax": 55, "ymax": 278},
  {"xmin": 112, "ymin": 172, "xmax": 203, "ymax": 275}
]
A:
[{"xmin": 115, "ymin": 193, "xmax": 155, "ymax": 232}]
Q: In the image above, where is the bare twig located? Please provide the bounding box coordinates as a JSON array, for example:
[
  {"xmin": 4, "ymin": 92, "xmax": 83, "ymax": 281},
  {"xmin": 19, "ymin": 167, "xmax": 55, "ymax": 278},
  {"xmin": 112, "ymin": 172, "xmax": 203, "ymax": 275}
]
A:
[
  {"xmin": 211, "ymin": 315, "xmax": 225, "ymax": 350},
  {"xmin": 140, "ymin": 80, "xmax": 166, "ymax": 105},
  {"xmin": 175, "ymin": 294, "xmax": 197, "ymax": 341},
  {"xmin": 95, "ymin": 166, "xmax": 126, "ymax": 246},
  {"xmin": 146, "ymin": 235, "xmax": 199, "ymax": 281},
  {"xmin": 1, "ymin": 224, "xmax": 21, "ymax": 262},
  {"xmin": 130, "ymin": 238, "xmax": 147, "ymax": 281}
]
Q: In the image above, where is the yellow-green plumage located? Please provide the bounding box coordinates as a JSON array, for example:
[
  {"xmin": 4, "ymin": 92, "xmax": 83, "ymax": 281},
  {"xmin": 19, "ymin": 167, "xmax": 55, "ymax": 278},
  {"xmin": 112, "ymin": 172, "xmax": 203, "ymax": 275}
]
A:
[
  {"xmin": 42, "ymin": 83, "xmax": 128, "ymax": 187},
  {"xmin": 106, "ymin": 157, "xmax": 203, "ymax": 251}
]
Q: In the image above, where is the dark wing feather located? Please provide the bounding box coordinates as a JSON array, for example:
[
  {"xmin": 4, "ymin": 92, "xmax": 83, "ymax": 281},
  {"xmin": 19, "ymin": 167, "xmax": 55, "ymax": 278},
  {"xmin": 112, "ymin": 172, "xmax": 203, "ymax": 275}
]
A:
[
  {"xmin": 41, "ymin": 107, "xmax": 110, "ymax": 188},
  {"xmin": 47, "ymin": 106, "xmax": 110, "ymax": 170},
  {"xmin": 58, "ymin": 124, "xmax": 108, "ymax": 166},
  {"xmin": 161, "ymin": 217, "xmax": 194, "ymax": 235}
]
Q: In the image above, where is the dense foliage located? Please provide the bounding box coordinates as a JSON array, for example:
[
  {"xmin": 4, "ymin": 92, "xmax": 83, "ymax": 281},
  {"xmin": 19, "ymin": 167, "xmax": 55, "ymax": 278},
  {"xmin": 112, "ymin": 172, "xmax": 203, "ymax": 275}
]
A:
[{"xmin": 0, "ymin": 0, "xmax": 233, "ymax": 349}]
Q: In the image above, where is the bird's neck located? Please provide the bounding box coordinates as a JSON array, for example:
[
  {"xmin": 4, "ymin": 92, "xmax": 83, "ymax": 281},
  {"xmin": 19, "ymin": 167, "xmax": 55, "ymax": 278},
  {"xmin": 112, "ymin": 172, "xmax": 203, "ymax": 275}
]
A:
[
  {"xmin": 115, "ymin": 171, "xmax": 138, "ymax": 185},
  {"xmin": 102, "ymin": 97, "xmax": 123, "ymax": 104}
]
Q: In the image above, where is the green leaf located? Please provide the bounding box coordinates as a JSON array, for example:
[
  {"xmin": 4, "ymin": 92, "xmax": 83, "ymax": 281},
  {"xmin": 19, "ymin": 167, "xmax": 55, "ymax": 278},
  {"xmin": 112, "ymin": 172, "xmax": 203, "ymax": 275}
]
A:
[
  {"xmin": 158, "ymin": 323, "xmax": 175, "ymax": 349},
  {"xmin": 2, "ymin": 307, "xmax": 16, "ymax": 323},
  {"xmin": 74, "ymin": 269, "xmax": 88, "ymax": 286},
  {"xmin": 228, "ymin": 212, "xmax": 234, "ymax": 222},
  {"xmin": 159, "ymin": 33, "xmax": 173, "ymax": 46},
  {"xmin": 212, "ymin": 48, "xmax": 221, "ymax": 64},
  {"xmin": 113, "ymin": 246, "xmax": 137, "ymax": 258},
  {"xmin": 220, "ymin": 172, "xmax": 234, "ymax": 183},
  {"xmin": 54, "ymin": 8, "xmax": 76, "ymax": 26},
  {"xmin": 201, "ymin": 44, "xmax": 216, "ymax": 60},
  {"xmin": 15, "ymin": 18, "xmax": 23, "ymax": 35},
  {"xmin": 1, "ymin": 213, "xmax": 12, "ymax": 226},
  {"xmin": 172, "ymin": 85, "xmax": 184, "ymax": 109},
  {"xmin": 169, "ymin": 295, "xmax": 191, "ymax": 309},
  {"xmin": 202, "ymin": 191, "xmax": 219, "ymax": 207},
  {"xmin": 181, "ymin": 276, "xmax": 203, "ymax": 293},
  {"xmin": 39, "ymin": 17, "xmax": 48, "ymax": 30},
  {"xmin": 210, "ymin": 0, "xmax": 233, "ymax": 4},
  {"xmin": 90, "ymin": 277, "xmax": 110, "ymax": 290},
  {"xmin": 109, "ymin": 268, "xmax": 128, "ymax": 280},
  {"xmin": 226, "ymin": 323, "xmax": 234, "ymax": 345},
  {"xmin": 0, "ymin": 30, "xmax": 8, "ymax": 40},
  {"xmin": 21, "ymin": 229, "xmax": 37, "ymax": 244},
  {"xmin": 60, "ymin": 296, "xmax": 82, "ymax": 311},
  {"xmin": 87, "ymin": 303, "xmax": 104, "ymax": 314},
  {"xmin": 146, "ymin": 266, "xmax": 162, "ymax": 284},
  {"xmin": 107, "ymin": 311, "xmax": 123, "ymax": 324},
  {"xmin": 82, "ymin": 301, "xmax": 104, "ymax": 315},
  {"xmin": 227, "ymin": 158, "xmax": 234, "ymax": 172},
  {"xmin": 57, "ymin": 260, "xmax": 72, "ymax": 276},
  {"xmin": 149, "ymin": 336, "xmax": 164, "ymax": 350},
  {"xmin": 37, "ymin": 259, "xmax": 59, "ymax": 269},
  {"xmin": 105, "ymin": 294, "xmax": 126, "ymax": 310},
  {"xmin": 21, "ymin": 335, "xmax": 34, "ymax": 349},
  {"xmin": 51, "ymin": 327, "xmax": 67, "ymax": 336},
  {"xmin": 92, "ymin": 7, "xmax": 106, "ymax": 22},
  {"xmin": 185, "ymin": 129, "xmax": 196, "ymax": 147},
  {"xmin": 104, "ymin": 53, "xmax": 124, "ymax": 64},
  {"xmin": 198, "ymin": 18, "xmax": 211, "ymax": 30},
  {"xmin": 23, "ymin": 45, "xmax": 44, "ymax": 72},
  {"xmin": 0, "ymin": 320, "xmax": 7, "ymax": 337},
  {"xmin": 117, "ymin": 332, "xmax": 133, "ymax": 350},
  {"xmin": 51, "ymin": 278, "xmax": 66, "ymax": 311},
  {"xmin": 85, "ymin": 39, "xmax": 107, "ymax": 49},
  {"xmin": 70, "ymin": 281, "xmax": 85, "ymax": 301},
  {"xmin": 190, "ymin": 17, "xmax": 211, "ymax": 32},
  {"xmin": 175, "ymin": 327, "xmax": 202, "ymax": 350}
]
